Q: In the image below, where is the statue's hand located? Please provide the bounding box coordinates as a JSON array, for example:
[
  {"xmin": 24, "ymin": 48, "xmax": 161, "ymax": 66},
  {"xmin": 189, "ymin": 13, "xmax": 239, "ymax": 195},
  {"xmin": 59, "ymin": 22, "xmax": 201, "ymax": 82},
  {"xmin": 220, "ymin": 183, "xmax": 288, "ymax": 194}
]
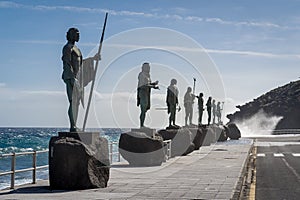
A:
[
  {"xmin": 93, "ymin": 53, "xmax": 101, "ymax": 61},
  {"xmin": 153, "ymin": 85, "xmax": 160, "ymax": 90}
]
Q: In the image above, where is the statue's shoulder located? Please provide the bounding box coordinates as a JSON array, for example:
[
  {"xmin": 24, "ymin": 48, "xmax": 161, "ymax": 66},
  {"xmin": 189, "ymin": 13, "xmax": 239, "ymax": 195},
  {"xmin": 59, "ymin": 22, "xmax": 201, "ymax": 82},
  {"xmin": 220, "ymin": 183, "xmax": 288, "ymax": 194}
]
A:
[
  {"xmin": 63, "ymin": 43, "xmax": 74, "ymax": 52},
  {"xmin": 138, "ymin": 72, "xmax": 145, "ymax": 80},
  {"xmin": 72, "ymin": 45, "xmax": 82, "ymax": 57},
  {"xmin": 63, "ymin": 43, "xmax": 81, "ymax": 57}
]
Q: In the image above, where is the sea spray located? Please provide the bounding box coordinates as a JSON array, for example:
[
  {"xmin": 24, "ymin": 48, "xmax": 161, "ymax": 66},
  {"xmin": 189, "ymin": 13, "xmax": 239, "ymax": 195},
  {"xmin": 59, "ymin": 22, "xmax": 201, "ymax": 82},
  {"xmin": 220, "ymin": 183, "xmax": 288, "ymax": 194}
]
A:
[{"xmin": 234, "ymin": 109, "xmax": 283, "ymax": 136}]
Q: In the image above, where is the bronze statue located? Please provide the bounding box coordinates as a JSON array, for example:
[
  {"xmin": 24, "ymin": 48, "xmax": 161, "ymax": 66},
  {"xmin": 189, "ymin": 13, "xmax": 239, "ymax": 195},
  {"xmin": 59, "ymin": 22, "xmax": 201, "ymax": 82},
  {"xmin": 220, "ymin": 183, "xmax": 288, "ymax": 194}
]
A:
[
  {"xmin": 62, "ymin": 28, "xmax": 100, "ymax": 132},
  {"xmin": 184, "ymin": 87, "xmax": 195, "ymax": 126},
  {"xmin": 166, "ymin": 79, "xmax": 179, "ymax": 128},
  {"xmin": 196, "ymin": 92, "xmax": 204, "ymax": 125},
  {"xmin": 216, "ymin": 101, "xmax": 222, "ymax": 124},
  {"xmin": 137, "ymin": 62, "xmax": 159, "ymax": 128},
  {"xmin": 206, "ymin": 97, "xmax": 212, "ymax": 125},
  {"xmin": 212, "ymin": 99, "xmax": 216, "ymax": 124}
]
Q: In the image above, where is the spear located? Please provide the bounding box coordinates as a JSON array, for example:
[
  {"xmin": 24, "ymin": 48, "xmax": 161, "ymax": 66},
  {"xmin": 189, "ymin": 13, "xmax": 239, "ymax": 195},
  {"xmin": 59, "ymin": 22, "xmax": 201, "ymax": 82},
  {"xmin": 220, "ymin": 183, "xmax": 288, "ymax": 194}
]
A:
[
  {"xmin": 193, "ymin": 78, "xmax": 196, "ymax": 95},
  {"xmin": 83, "ymin": 13, "xmax": 108, "ymax": 131}
]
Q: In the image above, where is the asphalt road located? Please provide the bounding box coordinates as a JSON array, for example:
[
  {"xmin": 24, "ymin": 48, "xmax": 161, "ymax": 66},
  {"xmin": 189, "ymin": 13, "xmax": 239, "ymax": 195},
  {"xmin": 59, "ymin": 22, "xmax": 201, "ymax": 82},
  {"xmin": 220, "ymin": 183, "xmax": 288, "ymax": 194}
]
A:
[{"xmin": 255, "ymin": 135, "xmax": 300, "ymax": 200}]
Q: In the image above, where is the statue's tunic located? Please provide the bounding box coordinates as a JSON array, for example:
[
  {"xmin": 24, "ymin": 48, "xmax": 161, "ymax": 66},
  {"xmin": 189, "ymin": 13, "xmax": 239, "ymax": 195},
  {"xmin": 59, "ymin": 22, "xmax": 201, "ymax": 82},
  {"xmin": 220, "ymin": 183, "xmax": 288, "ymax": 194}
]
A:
[
  {"xmin": 167, "ymin": 85, "xmax": 179, "ymax": 114},
  {"xmin": 184, "ymin": 92, "xmax": 194, "ymax": 109},
  {"xmin": 137, "ymin": 71, "xmax": 152, "ymax": 111}
]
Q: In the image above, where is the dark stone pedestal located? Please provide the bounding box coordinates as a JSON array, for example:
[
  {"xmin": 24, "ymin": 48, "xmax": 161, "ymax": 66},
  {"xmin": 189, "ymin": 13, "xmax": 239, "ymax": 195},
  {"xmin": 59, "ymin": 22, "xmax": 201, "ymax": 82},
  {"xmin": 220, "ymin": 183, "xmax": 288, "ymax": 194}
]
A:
[
  {"xmin": 157, "ymin": 128, "xmax": 195, "ymax": 157},
  {"xmin": 49, "ymin": 132, "xmax": 110, "ymax": 190},
  {"xmin": 119, "ymin": 129, "xmax": 165, "ymax": 166},
  {"xmin": 200, "ymin": 126, "xmax": 213, "ymax": 146},
  {"xmin": 188, "ymin": 127, "xmax": 202, "ymax": 150},
  {"xmin": 131, "ymin": 128, "xmax": 156, "ymax": 138},
  {"xmin": 218, "ymin": 126, "xmax": 229, "ymax": 142},
  {"xmin": 226, "ymin": 123, "xmax": 241, "ymax": 140}
]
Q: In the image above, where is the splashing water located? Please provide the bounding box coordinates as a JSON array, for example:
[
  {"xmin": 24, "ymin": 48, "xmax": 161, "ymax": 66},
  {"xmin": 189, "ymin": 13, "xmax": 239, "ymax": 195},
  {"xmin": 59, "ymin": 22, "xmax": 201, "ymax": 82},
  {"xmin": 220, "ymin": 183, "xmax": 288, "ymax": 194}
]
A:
[{"xmin": 234, "ymin": 109, "xmax": 283, "ymax": 136}]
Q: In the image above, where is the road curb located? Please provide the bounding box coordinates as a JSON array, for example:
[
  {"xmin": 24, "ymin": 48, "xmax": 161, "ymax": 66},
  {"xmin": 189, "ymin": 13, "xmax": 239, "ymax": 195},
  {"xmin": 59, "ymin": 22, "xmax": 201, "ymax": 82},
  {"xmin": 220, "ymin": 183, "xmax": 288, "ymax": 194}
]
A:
[{"xmin": 232, "ymin": 140, "xmax": 254, "ymax": 199}]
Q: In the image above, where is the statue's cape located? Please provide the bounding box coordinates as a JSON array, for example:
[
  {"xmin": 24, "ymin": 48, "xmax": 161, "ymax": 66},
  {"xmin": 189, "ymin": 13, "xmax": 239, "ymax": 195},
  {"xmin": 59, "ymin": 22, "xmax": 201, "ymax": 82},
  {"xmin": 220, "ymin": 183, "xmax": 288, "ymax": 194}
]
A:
[{"xmin": 77, "ymin": 58, "xmax": 95, "ymax": 108}]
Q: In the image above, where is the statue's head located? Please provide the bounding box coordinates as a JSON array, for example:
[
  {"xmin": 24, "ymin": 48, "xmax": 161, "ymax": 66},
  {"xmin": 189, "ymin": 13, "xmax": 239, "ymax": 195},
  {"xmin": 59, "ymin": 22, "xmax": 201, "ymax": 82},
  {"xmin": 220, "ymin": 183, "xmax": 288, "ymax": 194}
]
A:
[
  {"xmin": 199, "ymin": 92, "xmax": 203, "ymax": 97},
  {"xmin": 142, "ymin": 62, "xmax": 150, "ymax": 73},
  {"xmin": 171, "ymin": 78, "xmax": 177, "ymax": 85},
  {"xmin": 212, "ymin": 99, "xmax": 215, "ymax": 103},
  {"xmin": 187, "ymin": 87, "xmax": 192, "ymax": 92},
  {"xmin": 66, "ymin": 28, "xmax": 80, "ymax": 42}
]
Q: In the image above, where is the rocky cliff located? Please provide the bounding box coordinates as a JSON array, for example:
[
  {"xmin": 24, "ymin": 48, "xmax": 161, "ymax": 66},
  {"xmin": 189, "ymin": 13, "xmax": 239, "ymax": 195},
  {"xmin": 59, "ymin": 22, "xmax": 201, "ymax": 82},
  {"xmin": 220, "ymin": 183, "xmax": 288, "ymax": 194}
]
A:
[{"xmin": 227, "ymin": 80, "xmax": 300, "ymax": 130}]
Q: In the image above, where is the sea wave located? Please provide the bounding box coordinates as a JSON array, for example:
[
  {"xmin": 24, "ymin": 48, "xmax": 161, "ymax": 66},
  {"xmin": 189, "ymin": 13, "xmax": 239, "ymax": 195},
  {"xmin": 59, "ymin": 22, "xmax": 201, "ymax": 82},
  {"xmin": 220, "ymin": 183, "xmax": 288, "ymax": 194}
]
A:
[{"xmin": 0, "ymin": 147, "xmax": 49, "ymax": 154}]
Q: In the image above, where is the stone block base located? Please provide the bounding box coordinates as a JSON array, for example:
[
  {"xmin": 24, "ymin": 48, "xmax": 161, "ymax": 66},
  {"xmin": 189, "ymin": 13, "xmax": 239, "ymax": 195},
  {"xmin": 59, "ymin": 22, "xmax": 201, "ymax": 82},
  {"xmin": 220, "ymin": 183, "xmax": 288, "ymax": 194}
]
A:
[{"xmin": 49, "ymin": 132, "xmax": 110, "ymax": 190}]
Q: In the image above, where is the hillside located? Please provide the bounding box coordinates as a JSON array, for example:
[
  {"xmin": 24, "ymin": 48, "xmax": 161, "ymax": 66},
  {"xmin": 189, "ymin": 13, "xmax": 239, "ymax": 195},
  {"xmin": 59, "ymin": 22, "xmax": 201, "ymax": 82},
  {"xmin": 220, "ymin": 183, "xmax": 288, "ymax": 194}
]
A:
[{"xmin": 227, "ymin": 80, "xmax": 300, "ymax": 130}]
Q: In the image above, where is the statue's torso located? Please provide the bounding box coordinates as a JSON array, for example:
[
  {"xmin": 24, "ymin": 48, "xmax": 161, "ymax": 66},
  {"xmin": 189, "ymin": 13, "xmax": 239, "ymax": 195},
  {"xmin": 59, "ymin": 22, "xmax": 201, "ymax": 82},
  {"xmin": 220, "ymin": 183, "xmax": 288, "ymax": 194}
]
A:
[
  {"xmin": 167, "ymin": 85, "xmax": 179, "ymax": 105},
  {"xmin": 62, "ymin": 42, "xmax": 83, "ymax": 80}
]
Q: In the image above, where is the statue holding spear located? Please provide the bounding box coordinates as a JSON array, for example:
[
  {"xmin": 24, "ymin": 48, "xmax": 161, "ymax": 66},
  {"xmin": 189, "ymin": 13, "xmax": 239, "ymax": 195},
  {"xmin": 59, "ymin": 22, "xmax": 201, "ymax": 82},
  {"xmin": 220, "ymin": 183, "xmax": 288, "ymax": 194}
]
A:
[{"xmin": 62, "ymin": 13, "xmax": 108, "ymax": 132}]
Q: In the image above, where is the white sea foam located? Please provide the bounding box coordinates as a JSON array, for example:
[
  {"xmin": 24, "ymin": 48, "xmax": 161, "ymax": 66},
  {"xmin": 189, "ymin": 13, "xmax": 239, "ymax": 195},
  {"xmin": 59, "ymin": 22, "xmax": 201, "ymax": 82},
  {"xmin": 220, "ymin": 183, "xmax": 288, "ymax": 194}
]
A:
[
  {"xmin": 0, "ymin": 147, "xmax": 35, "ymax": 154},
  {"xmin": 234, "ymin": 109, "xmax": 283, "ymax": 136}
]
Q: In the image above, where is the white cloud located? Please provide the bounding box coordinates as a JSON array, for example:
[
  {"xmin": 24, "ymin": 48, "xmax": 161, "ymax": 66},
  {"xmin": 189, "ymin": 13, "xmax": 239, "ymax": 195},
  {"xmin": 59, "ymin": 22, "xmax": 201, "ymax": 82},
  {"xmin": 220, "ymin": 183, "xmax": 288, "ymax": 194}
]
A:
[
  {"xmin": 0, "ymin": 88, "xmax": 65, "ymax": 102},
  {"xmin": 185, "ymin": 16, "xmax": 203, "ymax": 22},
  {"xmin": 0, "ymin": 88, "xmax": 68, "ymax": 127},
  {"xmin": 0, "ymin": 1, "xmax": 291, "ymax": 30},
  {"xmin": 170, "ymin": 7, "xmax": 190, "ymax": 15},
  {"xmin": 105, "ymin": 43, "xmax": 300, "ymax": 59},
  {"xmin": 17, "ymin": 40, "xmax": 64, "ymax": 45},
  {"xmin": 205, "ymin": 17, "xmax": 284, "ymax": 29},
  {"xmin": 21, "ymin": 90, "xmax": 64, "ymax": 96},
  {"xmin": 13, "ymin": 38, "xmax": 299, "ymax": 59},
  {"xmin": 0, "ymin": 83, "xmax": 6, "ymax": 87},
  {"xmin": 206, "ymin": 49, "xmax": 300, "ymax": 59},
  {"xmin": 0, "ymin": 1, "xmax": 21, "ymax": 8},
  {"xmin": 17, "ymin": 40, "xmax": 95, "ymax": 47}
]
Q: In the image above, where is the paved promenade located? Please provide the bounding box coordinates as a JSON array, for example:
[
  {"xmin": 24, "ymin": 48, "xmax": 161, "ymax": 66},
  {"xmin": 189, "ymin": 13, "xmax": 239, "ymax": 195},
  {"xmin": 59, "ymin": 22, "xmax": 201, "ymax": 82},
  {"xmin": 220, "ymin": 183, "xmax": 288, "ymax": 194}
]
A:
[{"xmin": 0, "ymin": 139, "xmax": 253, "ymax": 200}]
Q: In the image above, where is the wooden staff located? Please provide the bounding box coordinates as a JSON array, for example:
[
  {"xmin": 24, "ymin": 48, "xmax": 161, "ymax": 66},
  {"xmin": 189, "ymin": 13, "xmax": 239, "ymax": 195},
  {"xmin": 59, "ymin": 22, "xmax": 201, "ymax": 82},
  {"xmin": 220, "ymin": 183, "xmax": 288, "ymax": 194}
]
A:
[{"xmin": 83, "ymin": 13, "xmax": 108, "ymax": 131}]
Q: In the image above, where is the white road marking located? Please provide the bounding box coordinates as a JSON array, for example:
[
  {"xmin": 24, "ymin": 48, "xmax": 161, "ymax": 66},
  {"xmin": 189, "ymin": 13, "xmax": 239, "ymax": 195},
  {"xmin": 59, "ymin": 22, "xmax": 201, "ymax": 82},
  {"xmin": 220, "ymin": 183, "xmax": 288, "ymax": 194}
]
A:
[
  {"xmin": 257, "ymin": 153, "xmax": 266, "ymax": 157},
  {"xmin": 274, "ymin": 153, "xmax": 284, "ymax": 157},
  {"xmin": 256, "ymin": 153, "xmax": 300, "ymax": 158}
]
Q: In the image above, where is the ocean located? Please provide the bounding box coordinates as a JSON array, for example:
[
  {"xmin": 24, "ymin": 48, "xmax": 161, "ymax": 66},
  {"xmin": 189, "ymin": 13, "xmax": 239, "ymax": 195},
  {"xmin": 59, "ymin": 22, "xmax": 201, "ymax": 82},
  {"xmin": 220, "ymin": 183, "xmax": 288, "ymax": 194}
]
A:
[{"xmin": 0, "ymin": 127, "xmax": 127, "ymax": 190}]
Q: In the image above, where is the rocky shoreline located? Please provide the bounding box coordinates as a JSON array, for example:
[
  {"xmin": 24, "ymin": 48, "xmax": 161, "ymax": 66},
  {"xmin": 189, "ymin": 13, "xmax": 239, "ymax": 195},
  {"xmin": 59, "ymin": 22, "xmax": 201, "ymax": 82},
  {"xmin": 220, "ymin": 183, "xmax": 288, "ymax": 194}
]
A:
[{"xmin": 227, "ymin": 80, "xmax": 300, "ymax": 131}]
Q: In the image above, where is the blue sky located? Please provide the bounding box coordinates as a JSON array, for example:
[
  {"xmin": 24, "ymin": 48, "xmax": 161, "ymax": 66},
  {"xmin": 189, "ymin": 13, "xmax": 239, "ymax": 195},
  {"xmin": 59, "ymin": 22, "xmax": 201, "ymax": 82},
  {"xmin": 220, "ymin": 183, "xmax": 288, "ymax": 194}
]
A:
[{"xmin": 0, "ymin": 0, "xmax": 299, "ymax": 127}]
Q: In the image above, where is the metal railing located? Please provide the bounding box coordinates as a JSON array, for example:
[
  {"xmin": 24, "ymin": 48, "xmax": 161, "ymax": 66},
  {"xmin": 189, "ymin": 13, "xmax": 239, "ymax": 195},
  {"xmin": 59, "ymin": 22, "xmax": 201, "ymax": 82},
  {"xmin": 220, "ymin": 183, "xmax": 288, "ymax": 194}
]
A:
[
  {"xmin": 109, "ymin": 142, "xmax": 121, "ymax": 163},
  {"xmin": 1, "ymin": 140, "xmax": 172, "ymax": 190},
  {"xmin": 272, "ymin": 129, "xmax": 300, "ymax": 134},
  {"xmin": 0, "ymin": 142, "xmax": 122, "ymax": 190},
  {"xmin": 0, "ymin": 150, "xmax": 48, "ymax": 189},
  {"xmin": 163, "ymin": 139, "xmax": 172, "ymax": 159}
]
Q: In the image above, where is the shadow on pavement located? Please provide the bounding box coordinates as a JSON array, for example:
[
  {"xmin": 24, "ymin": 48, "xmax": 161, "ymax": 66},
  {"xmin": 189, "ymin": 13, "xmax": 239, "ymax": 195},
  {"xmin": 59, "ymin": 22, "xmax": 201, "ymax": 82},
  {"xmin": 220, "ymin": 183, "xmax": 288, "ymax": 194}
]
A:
[{"xmin": 0, "ymin": 186, "xmax": 72, "ymax": 195}]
